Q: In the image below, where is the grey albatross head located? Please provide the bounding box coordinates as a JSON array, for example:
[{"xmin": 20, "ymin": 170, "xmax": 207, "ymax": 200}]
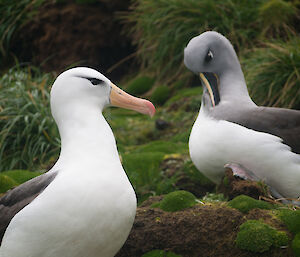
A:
[{"xmin": 184, "ymin": 31, "xmax": 253, "ymax": 110}]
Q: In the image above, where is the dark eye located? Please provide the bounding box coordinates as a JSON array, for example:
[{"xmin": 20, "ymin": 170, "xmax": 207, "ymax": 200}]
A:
[
  {"xmin": 205, "ymin": 50, "xmax": 213, "ymax": 62},
  {"xmin": 88, "ymin": 78, "xmax": 104, "ymax": 86}
]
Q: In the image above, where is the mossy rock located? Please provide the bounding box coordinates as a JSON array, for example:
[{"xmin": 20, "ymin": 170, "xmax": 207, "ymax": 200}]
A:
[
  {"xmin": 2, "ymin": 170, "xmax": 43, "ymax": 184},
  {"xmin": 292, "ymin": 233, "xmax": 300, "ymax": 257},
  {"xmin": 0, "ymin": 174, "xmax": 18, "ymax": 194},
  {"xmin": 151, "ymin": 86, "xmax": 171, "ymax": 106},
  {"xmin": 153, "ymin": 190, "xmax": 197, "ymax": 212},
  {"xmin": 278, "ymin": 209, "xmax": 300, "ymax": 234},
  {"xmin": 236, "ymin": 220, "xmax": 289, "ymax": 253},
  {"xmin": 228, "ymin": 195, "xmax": 274, "ymax": 213},
  {"xmin": 141, "ymin": 250, "xmax": 182, "ymax": 257},
  {"xmin": 126, "ymin": 76, "xmax": 155, "ymax": 95}
]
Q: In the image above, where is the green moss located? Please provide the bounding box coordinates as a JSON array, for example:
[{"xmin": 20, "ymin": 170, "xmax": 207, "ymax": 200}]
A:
[
  {"xmin": 236, "ymin": 220, "xmax": 288, "ymax": 253},
  {"xmin": 278, "ymin": 209, "xmax": 300, "ymax": 234},
  {"xmin": 154, "ymin": 190, "xmax": 197, "ymax": 212},
  {"xmin": 228, "ymin": 195, "xmax": 274, "ymax": 213},
  {"xmin": 126, "ymin": 76, "xmax": 155, "ymax": 95},
  {"xmin": 151, "ymin": 86, "xmax": 171, "ymax": 106},
  {"xmin": 0, "ymin": 174, "xmax": 18, "ymax": 193},
  {"xmin": 142, "ymin": 250, "xmax": 182, "ymax": 257},
  {"xmin": 273, "ymin": 231, "xmax": 289, "ymax": 248},
  {"xmin": 2, "ymin": 170, "xmax": 43, "ymax": 184},
  {"xmin": 292, "ymin": 233, "xmax": 300, "ymax": 257}
]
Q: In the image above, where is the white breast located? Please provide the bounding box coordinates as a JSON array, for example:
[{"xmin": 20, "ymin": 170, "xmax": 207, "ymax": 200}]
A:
[
  {"xmin": 189, "ymin": 109, "xmax": 300, "ymax": 198},
  {"xmin": 0, "ymin": 167, "xmax": 136, "ymax": 257}
]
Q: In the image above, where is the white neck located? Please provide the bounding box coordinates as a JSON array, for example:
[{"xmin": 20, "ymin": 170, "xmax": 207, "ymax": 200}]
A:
[{"xmin": 52, "ymin": 110, "xmax": 121, "ymax": 174}]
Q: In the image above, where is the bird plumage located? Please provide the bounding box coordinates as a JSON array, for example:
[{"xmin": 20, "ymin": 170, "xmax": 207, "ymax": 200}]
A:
[{"xmin": 184, "ymin": 31, "xmax": 300, "ymax": 199}]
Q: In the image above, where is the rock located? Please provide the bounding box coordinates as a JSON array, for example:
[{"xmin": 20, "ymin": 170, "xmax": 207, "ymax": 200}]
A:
[{"xmin": 155, "ymin": 119, "xmax": 170, "ymax": 130}]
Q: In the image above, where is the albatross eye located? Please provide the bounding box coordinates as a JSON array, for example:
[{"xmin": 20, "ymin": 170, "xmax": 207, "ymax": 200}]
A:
[
  {"xmin": 205, "ymin": 50, "xmax": 213, "ymax": 62},
  {"xmin": 88, "ymin": 78, "xmax": 104, "ymax": 86}
]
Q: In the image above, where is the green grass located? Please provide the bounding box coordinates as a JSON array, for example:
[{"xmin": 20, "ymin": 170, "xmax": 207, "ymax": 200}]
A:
[
  {"xmin": 121, "ymin": 0, "xmax": 268, "ymax": 81},
  {"xmin": 1, "ymin": 169, "xmax": 43, "ymax": 184},
  {"xmin": 243, "ymin": 38, "xmax": 300, "ymax": 109},
  {"xmin": 0, "ymin": 0, "xmax": 44, "ymax": 62},
  {"xmin": 122, "ymin": 152, "xmax": 177, "ymax": 202},
  {"xmin": 258, "ymin": 0, "xmax": 297, "ymax": 37},
  {"xmin": 0, "ymin": 174, "xmax": 18, "ymax": 193},
  {"xmin": 0, "ymin": 66, "xmax": 59, "ymax": 172}
]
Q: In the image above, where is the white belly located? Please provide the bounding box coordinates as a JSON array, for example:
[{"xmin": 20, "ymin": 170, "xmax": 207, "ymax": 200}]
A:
[
  {"xmin": 189, "ymin": 109, "xmax": 300, "ymax": 198},
  {"xmin": 0, "ymin": 170, "xmax": 136, "ymax": 257}
]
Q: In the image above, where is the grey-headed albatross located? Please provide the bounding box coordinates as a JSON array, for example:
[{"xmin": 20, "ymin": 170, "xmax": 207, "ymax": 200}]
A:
[
  {"xmin": 0, "ymin": 67, "xmax": 155, "ymax": 257},
  {"xmin": 184, "ymin": 31, "xmax": 300, "ymax": 201}
]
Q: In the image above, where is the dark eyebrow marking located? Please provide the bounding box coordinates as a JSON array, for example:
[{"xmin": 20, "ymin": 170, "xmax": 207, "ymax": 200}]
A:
[{"xmin": 78, "ymin": 76, "xmax": 104, "ymax": 86}]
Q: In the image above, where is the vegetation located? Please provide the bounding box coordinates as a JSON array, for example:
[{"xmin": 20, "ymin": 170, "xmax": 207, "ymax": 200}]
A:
[
  {"xmin": 243, "ymin": 38, "xmax": 300, "ymax": 109},
  {"xmin": 1, "ymin": 169, "xmax": 43, "ymax": 184},
  {"xmin": 0, "ymin": 174, "xmax": 17, "ymax": 193},
  {"xmin": 236, "ymin": 220, "xmax": 288, "ymax": 253},
  {"xmin": 278, "ymin": 209, "xmax": 300, "ymax": 234},
  {"xmin": 292, "ymin": 233, "xmax": 300, "ymax": 257},
  {"xmin": 122, "ymin": 0, "xmax": 266, "ymax": 81},
  {"xmin": 0, "ymin": 66, "xmax": 59, "ymax": 171},
  {"xmin": 126, "ymin": 75, "xmax": 155, "ymax": 96},
  {"xmin": 228, "ymin": 195, "xmax": 274, "ymax": 213},
  {"xmin": 0, "ymin": 0, "xmax": 45, "ymax": 66},
  {"xmin": 151, "ymin": 86, "xmax": 171, "ymax": 106},
  {"xmin": 152, "ymin": 190, "xmax": 197, "ymax": 212}
]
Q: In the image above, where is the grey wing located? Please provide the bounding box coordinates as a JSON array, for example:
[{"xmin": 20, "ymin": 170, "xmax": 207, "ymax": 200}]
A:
[
  {"xmin": 227, "ymin": 106, "xmax": 300, "ymax": 154},
  {"xmin": 0, "ymin": 171, "xmax": 58, "ymax": 244}
]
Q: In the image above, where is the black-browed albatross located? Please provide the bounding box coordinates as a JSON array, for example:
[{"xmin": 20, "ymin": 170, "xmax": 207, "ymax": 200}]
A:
[
  {"xmin": 0, "ymin": 67, "xmax": 155, "ymax": 257},
  {"xmin": 184, "ymin": 31, "xmax": 300, "ymax": 200}
]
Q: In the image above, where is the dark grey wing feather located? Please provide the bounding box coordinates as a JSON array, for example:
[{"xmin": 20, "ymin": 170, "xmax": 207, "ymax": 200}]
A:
[
  {"xmin": 0, "ymin": 171, "xmax": 58, "ymax": 244},
  {"xmin": 224, "ymin": 106, "xmax": 300, "ymax": 154}
]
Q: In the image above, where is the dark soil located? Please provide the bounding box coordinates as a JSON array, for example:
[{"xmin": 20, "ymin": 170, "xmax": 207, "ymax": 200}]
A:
[
  {"xmin": 12, "ymin": 0, "xmax": 134, "ymax": 81},
  {"xmin": 117, "ymin": 198, "xmax": 294, "ymax": 257},
  {"xmin": 217, "ymin": 167, "xmax": 268, "ymax": 200}
]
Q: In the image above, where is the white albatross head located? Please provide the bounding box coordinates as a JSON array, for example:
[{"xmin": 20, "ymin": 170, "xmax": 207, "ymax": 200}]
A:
[{"xmin": 50, "ymin": 67, "xmax": 155, "ymax": 125}]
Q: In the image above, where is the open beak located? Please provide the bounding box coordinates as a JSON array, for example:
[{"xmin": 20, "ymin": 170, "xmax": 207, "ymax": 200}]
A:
[
  {"xmin": 109, "ymin": 83, "xmax": 155, "ymax": 117},
  {"xmin": 199, "ymin": 73, "xmax": 220, "ymax": 107}
]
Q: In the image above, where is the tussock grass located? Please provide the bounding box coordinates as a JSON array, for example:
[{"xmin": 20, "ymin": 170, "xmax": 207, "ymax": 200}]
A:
[
  {"xmin": 0, "ymin": 66, "xmax": 59, "ymax": 171},
  {"xmin": 122, "ymin": 0, "xmax": 265, "ymax": 81},
  {"xmin": 0, "ymin": 0, "xmax": 44, "ymax": 60},
  {"xmin": 244, "ymin": 38, "xmax": 300, "ymax": 109}
]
